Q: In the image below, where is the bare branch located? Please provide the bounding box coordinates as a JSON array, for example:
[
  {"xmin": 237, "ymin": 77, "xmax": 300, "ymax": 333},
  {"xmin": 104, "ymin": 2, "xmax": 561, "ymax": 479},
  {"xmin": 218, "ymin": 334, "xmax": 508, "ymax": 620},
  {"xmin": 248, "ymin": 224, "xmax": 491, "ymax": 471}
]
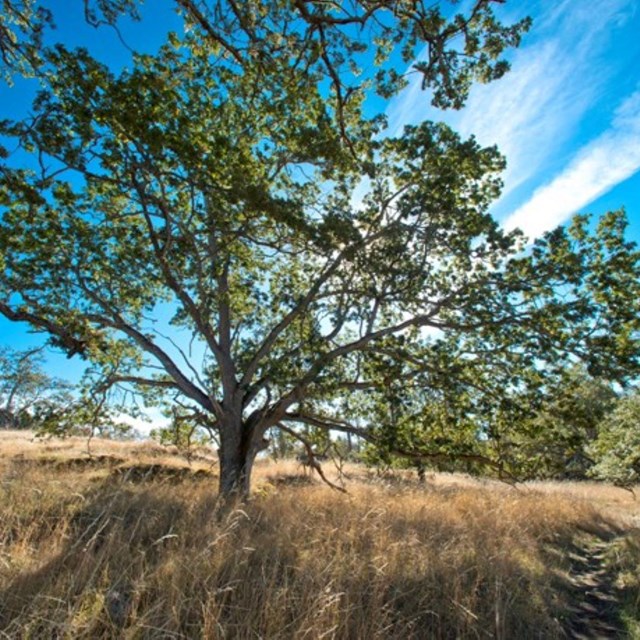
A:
[{"xmin": 277, "ymin": 422, "xmax": 347, "ymax": 493}]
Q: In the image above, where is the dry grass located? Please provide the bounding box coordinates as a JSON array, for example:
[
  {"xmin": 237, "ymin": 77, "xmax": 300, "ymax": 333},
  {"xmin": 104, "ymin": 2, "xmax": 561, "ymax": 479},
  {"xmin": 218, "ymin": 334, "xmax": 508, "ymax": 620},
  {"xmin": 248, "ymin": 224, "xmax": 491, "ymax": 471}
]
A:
[{"xmin": 0, "ymin": 431, "xmax": 638, "ymax": 639}]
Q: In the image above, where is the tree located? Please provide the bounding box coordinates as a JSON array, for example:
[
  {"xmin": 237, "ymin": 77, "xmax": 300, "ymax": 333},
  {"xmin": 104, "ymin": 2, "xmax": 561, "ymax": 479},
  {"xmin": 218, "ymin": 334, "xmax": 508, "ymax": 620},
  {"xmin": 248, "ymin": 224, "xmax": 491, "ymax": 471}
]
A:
[
  {"xmin": 507, "ymin": 366, "xmax": 618, "ymax": 479},
  {"xmin": 0, "ymin": 345, "xmax": 133, "ymax": 438},
  {"xmin": 0, "ymin": 346, "xmax": 73, "ymax": 428},
  {"xmin": 588, "ymin": 394, "xmax": 640, "ymax": 489},
  {"xmin": 1, "ymin": 1, "xmax": 639, "ymax": 501}
]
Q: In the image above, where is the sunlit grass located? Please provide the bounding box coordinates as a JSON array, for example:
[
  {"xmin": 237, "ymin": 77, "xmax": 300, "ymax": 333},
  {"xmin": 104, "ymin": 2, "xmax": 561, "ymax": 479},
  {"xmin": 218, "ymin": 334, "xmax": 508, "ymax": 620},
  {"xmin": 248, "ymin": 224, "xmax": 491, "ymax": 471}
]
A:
[{"xmin": 0, "ymin": 431, "xmax": 638, "ymax": 638}]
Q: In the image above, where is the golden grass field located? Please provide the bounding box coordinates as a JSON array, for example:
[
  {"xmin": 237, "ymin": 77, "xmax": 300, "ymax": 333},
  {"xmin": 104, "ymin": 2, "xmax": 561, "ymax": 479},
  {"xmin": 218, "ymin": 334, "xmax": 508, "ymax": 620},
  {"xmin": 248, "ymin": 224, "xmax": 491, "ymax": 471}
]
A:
[{"xmin": 1, "ymin": 430, "xmax": 639, "ymax": 639}]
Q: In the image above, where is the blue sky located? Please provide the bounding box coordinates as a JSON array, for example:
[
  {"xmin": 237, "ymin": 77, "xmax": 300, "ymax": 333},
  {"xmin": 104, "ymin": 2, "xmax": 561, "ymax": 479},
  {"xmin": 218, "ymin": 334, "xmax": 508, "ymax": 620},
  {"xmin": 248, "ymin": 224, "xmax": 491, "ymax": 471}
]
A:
[
  {"xmin": 387, "ymin": 0, "xmax": 640, "ymax": 241},
  {"xmin": 1, "ymin": 0, "xmax": 640, "ymax": 384}
]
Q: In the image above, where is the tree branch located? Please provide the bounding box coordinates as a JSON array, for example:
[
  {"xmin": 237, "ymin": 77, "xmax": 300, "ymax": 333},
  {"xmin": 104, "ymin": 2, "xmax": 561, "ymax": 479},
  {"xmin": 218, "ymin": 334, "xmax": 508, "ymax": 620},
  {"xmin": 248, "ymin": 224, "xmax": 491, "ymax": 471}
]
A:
[
  {"xmin": 277, "ymin": 421, "xmax": 347, "ymax": 493},
  {"xmin": 284, "ymin": 411, "xmax": 515, "ymax": 480}
]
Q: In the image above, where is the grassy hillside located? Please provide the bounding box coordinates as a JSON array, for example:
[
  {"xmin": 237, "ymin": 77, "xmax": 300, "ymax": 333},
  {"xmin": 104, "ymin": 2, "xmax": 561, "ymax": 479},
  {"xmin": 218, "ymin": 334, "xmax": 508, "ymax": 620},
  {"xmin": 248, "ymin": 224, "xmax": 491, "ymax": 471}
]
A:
[{"xmin": 1, "ymin": 431, "xmax": 639, "ymax": 639}]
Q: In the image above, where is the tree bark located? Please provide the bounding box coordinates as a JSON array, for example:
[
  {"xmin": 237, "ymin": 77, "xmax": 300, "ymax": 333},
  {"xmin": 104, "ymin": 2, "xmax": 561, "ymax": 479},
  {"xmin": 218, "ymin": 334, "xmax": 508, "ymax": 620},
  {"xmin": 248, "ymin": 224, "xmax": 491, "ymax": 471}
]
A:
[{"xmin": 217, "ymin": 414, "xmax": 266, "ymax": 502}]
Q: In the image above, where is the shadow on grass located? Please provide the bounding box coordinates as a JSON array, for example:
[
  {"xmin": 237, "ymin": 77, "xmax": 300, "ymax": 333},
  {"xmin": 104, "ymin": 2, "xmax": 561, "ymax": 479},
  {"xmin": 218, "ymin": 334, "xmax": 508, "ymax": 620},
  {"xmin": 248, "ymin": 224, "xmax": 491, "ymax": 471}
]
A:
[
  {"xmin": 0, "ymin": 475, "xmax": 633, "ymax": 639},
  {"xmin": 0, "ymin": 477, "xmax": 197, "ymax": 638}
]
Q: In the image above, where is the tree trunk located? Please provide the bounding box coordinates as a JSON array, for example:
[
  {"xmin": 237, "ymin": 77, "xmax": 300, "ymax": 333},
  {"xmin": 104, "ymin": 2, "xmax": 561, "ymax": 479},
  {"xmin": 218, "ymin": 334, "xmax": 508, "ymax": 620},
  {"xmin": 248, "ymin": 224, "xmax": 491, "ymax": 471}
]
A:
[
  {"xmin": 217, "ymin": 415, "xmax": 266, "ymax": 502},
  {"xmin": 218, "ymin": 445, "xmax": 255, "ymax": 500}
]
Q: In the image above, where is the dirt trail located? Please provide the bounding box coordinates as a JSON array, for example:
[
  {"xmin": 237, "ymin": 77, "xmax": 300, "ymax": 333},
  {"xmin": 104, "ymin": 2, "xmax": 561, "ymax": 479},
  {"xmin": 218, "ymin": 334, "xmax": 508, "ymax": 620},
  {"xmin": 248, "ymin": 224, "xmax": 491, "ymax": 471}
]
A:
[{"xmin": 563, "ymin": 535, "xmax": 624, "ymax": 639}]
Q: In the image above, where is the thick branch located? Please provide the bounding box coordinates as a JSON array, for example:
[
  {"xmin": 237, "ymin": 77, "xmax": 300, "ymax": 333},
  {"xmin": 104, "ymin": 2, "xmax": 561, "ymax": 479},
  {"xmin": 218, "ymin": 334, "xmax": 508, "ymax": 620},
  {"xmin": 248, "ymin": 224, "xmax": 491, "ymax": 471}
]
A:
[
  {"xmin": 109, "ymin": 318, "xmax": 219, "ymax": 416},
  {"xmin": 175, "ymin": 0, "xmax": 244, "ymax": 63},
  {"xmin": 73, "ymin": 278, "xmax": 221, "ymax": 417},
  {"xmin": 105, "ymin": 375, "xmax": 180, "ymax": 391},
  {"xmin": 0, "ymin": 300, "xmax": 90, "ymax": 358},
  {"xmin": 132, "ymin": 173, "xmax": 226, "ymax": 370},
  {"xmin": 242, "ymin": 227, "xmax": 393, "ymax": 390}
]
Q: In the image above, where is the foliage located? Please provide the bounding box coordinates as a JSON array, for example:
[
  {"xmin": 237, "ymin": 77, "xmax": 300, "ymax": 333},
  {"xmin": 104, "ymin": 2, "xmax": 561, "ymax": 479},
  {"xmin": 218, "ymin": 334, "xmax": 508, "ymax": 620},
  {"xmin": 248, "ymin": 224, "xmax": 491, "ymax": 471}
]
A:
[
  {"xmin": 0, "ymin": 0, "xmax": 52, "ymax": 82},
  {"xmin": 588, "ymin": 393, "xmax": 640, "ymax": 487},
  {"xmin": 1, "ymin": 1, "xmax": 639, "ymax": 497},
  {"xmin": 34, "ymin": 393, "xmax": 137, "ymax": 440},
  {"xmin": 267, "ymin": 426, "xmax": 298, "ymax": 460},
  {"xmin": 352, "ymin": 349, "xmax": 624, "ymax": 480},
  {"xmin": 0, "ymin": 346, "xmax": 135, "ymax": 438},
  {"xmin": 150, "ymin": 405, "xmax": 212, "ymax": 456},
  {"xmin": 0, "ymin": 0, "xmax": 139, "ymax": 82},
  {"xmin": 508, "ymin": 367, "xmax": 618, "ymax": 479},
  {"xmin": 0, "ymin": 346, "xmax": 74, "ymax": 428},
  {"xmin": 0, "ymin": 0, "xmax": 531, "ymax": 106}
]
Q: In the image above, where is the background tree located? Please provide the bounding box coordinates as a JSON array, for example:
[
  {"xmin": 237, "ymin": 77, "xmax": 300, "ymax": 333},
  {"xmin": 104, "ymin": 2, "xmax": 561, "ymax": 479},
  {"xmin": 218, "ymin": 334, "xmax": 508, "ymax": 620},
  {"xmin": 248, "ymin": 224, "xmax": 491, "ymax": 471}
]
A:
[
  {"xmin": 508, "ymin": 366, "xmax": 618, "ymax": 479},
  {"xmin": 0, "ymin": 346, "xmax": 137, "ymax": 438},
  {"xmin": 588, "ymin": 393, "xmax": 640, "ymax": 490},
  {"xmin": 0, "ymin": 346, "xmax": 73, "ymax": 428},
  {"xmin": 34, "ymin": 392, "xmax": 137, "ymax": 440},
  {"xmin": 1, "ymin": 2, "xmax": 639, "ymax": 501},
  {"xmin": 267, "ymin": 426, "xmax": 297, "ymax": 461},
  {"xmin": 150, "ymin": 404, "xmax": 217, "ymax": 459}
]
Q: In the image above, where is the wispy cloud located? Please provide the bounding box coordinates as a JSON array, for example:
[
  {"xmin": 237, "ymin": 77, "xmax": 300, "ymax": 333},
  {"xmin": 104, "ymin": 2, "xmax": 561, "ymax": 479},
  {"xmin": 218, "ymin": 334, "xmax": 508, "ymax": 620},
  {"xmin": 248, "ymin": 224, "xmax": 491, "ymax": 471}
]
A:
[
  {"xmin": 503, "ymin": 90, "xmax": 640, "ymax": 238},
  {"xmin": 458, "ymin": 0, "xmax": 638, "ymax": 192},
  {"xmin": 384, "ymin": 0, "xmax": 639, "ymax": 217}
]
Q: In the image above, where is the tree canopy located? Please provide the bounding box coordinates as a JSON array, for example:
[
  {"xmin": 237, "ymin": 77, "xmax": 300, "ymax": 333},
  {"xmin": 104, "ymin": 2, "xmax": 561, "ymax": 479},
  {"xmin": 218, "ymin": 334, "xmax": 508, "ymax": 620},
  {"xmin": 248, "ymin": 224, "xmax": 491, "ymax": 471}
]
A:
[{"xmin": 1, "ymin": 0, "xmax": 639, "ymax": 499}]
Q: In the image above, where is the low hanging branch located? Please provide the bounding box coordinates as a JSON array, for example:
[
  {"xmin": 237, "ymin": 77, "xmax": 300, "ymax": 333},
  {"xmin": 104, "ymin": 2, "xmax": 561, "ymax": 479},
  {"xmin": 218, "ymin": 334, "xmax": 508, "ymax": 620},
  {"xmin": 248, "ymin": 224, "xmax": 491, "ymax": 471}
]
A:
[
  {"xmin": 277, "ymin": 422, "xmax": 348, "ymax": 493},
  {"xmin": 283, "ymin": 411, "xmax": 517, "ymax": 483}
]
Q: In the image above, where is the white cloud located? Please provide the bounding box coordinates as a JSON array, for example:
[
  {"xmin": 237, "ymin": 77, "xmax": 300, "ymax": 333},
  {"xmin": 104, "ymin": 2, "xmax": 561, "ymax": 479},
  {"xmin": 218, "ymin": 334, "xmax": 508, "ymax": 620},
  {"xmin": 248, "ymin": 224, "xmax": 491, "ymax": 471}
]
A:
[
  {"xmin": 502, "ymin": 89, "xmax": 640, "ymax": 239},
  {"xmin": 384, "ymin": 0, "xmax": 638, "ymax": 201},
  {"xmin": 117, "ymin": 407, "xmax": 168, "ymax": 436}
]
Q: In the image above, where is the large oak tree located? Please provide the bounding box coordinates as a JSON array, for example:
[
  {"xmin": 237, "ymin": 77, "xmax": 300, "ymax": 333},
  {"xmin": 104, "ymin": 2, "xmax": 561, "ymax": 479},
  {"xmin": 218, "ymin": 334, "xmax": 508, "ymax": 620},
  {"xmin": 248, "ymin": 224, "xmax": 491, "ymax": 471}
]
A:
[{"xmin": 1, "ymin": 1, "xmax": 639, "ymax": 499}]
